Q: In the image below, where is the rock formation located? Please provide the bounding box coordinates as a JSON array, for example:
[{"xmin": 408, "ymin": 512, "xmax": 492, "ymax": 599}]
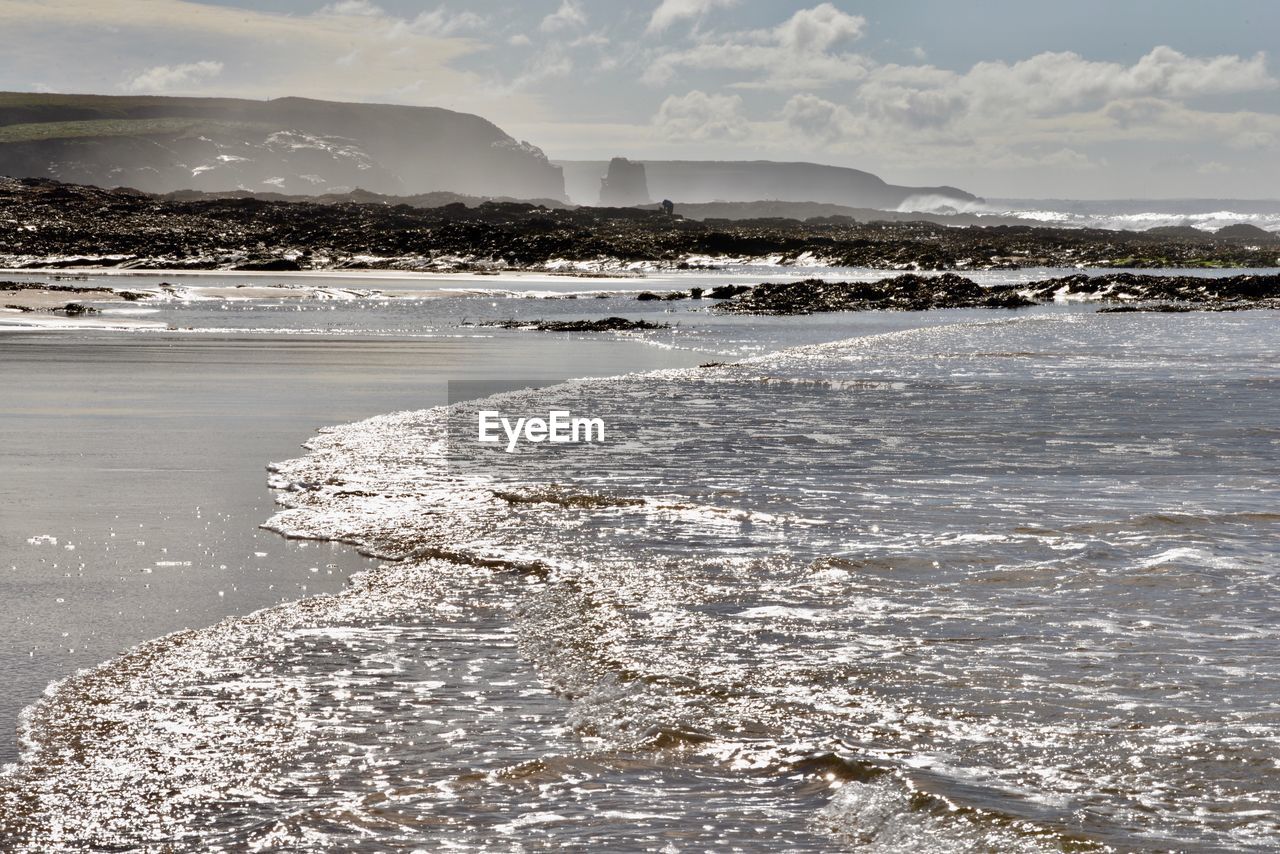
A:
[
  {"xmin": 598, "ymin": 157, "xmax": 650, "ymax": 207},
  {"xmin": 1214, "ymin": 223, "xmax": 1280, "ymax": 242}
]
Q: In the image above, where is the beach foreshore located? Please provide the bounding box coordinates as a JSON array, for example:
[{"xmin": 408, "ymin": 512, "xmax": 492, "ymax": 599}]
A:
[
  {"xmin": 0, "ymin": 280, "xmax": 455, "ymax": 326},
  {"xmin": 0, "ymin": 282, "xmax": 126, "ymax": 310},
  {"xmin": 7, "ymin": 264, "xmax": 1280, "ymax": 331}
]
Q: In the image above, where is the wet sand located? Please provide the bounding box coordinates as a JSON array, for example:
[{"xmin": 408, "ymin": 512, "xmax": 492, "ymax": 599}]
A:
[
  {"xmin": 1, "ymin": 290, "xmax": 122, "ymax": 311},
  {"xmin": 0, "ymin": 331, "xmax": 705, "ymax": 764}
]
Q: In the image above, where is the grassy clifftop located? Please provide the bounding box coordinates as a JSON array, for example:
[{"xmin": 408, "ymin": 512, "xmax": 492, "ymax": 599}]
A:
[{"xmin": 0, "ymin": 117, "xmax": 275, "ymax": 144}]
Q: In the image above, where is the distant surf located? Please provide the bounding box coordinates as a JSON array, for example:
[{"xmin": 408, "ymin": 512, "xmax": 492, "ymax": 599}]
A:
[
  {"xmin": 894, "ymin": 194, "xmax": 1280, "ymax": 233},
  {"xmin": 987, "ymin": 198, "xmax": 1280, "ymax": 233}
]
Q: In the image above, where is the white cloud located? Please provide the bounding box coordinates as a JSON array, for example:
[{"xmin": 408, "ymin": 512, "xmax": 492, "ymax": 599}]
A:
[
  {"xmin": 646, "ymin": 0, "xmax": 737, "ymax": 34},
  {"xmin": 0, "ymin": 0, "xmax": 540, "ymax": 119},
  {"xmin": 540, "ymin": 0, "xmax": 586, "ymax": 34},
  {"xmin": 1227, "ymin": 130, "xmax": 1277, "ymax": 150},
  {"xmin": 653, "ymin": 89, "xmax": 747, "ymax": 140},
  {"xmin": 1062, "ymin": 99, "xmax": 1280, "ymax": 151},
  {"xmin": 1036, "ymin": 147, "xmax": 1096, "ymax": 170},
  {"xmin": 634, "ymin": 36, "xmax": 1279, "ymax": 192},
  {"xmin": 571, "ymin": 32, "xmax": 610, "ymax": 48},
  {"xmin": 124, "ymin": 60, "xmax": 223, "ymax": 93},
  {"xmin": 782, "ymin": 93, "xmax": 857, "ymax": 144},
  {"xmin": 843, "ymin": 46, "xmax": 1277, "ymax": 141},
  {"xmin": 402, "ymin": 8, "xmax": 489, "ymax": 37},
  {"xmin": 3, "ymin": 0, "xmax": 1278, "ymax": 198},
  {"xmin": 1149, "ymin": 154, "xmax": 1233, "ymax": 176},
  {"xmin": 1128, "ymin": 46, "xmax": 1272, "ymax": 98},
  {"xmin": 956, "ymin": 47, "xmax": 1273, "ymax": 118},
  {"xmin": 318, "ymin": 0, "xmax": 382, "ymax": 17},
  {"xmin": 772, "ymin": 3, "xmax": 864, "ymax": 52},
  {"xmin": 512, "ymin": 46, "xmax": 574, "ymax": 90},
  {"xmin": 643, "ymin": 5, "xmax": 1277, "ymax": 166},
  {"xmin": 853, "ymin": 68, "xmax": 967, "ymax": 129},
  {"xmin": 644, "ymin": 3, "xmax": 869, "ymax": 89},
  {"xmin": 1102, "ymin": 97, "xmax": 1174, "ymax": 129}
]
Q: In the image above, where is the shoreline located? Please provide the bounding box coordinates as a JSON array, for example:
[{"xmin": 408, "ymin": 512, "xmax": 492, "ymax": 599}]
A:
[
  {"xmin": 0, "ymin": 329, "xmax": 710, "ymax": 769},
  {"xmin": 0, "ymin": 336, "xmax": 909, "ymax": 849},
  {"xmin": 0, "ymin": 267, "xmax": 654, "ymax": 282},
  {"xmin": 8, "ymin": 267, "xmax": 1280, "ymax": 324},
  {"xmin": 4, "ymin": 177, "xmax": 1279, "ymax": 276}
]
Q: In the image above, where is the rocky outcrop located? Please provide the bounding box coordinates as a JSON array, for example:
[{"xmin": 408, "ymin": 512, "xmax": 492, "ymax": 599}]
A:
[
  {"xmin": 1145, "ymin": 226, "xmax": 1208, "ymax": 239},
  {"xmin": 705, "ymin": 285, "xmax": 752, "ymax": 299},
  {"xmin": 636, "ymin": 289, "xmax": 702, "ymax": 301},
  {"xmin": 598, "ymin": 158, "xmax": 650, "ymax": 207},
  {"xmin": 480, "ymin": 317, "xmax": 669, "ymax": 331},
  {"xmin": 714, "ymin": 274, "xmax": 1034, "ymax": 314},
  {"xmin": 713, "ymin": 272, "xmax": 1280, "ymax": 315},
  {"xmin": 1214, "ymin": 223, "xmax": 1280, "ymax": 242},
  {"xmin": 1022, "ymin": 272, "xmax": 1280, "ymax": 306},
  {"xmin": 0, "ymin": 93, "xmax": 565, "ymax": 199},
  {"xmin": 2, "ymin": 176, "xmax": 1277, "ymax": 273}
]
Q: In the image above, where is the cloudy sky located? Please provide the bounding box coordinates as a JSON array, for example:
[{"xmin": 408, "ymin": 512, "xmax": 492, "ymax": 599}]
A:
[{"xmin": 2, "ymin": 0, "xmax": 1278, "ymax": 198}]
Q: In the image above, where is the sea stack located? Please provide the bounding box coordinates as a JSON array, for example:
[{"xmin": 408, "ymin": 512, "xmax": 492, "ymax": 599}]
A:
[{"xmin": 599, "ymin": 157, "xmax": 650, "ymax": 206}]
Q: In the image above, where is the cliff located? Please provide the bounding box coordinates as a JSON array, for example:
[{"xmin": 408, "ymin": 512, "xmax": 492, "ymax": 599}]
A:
[
  {"xmin": 0, "ymin": 93, "xmax": 565, "ymax": 199},
  {"xmin": 558, "ymin": 159, "xmax": 978, "ymax": 210}
]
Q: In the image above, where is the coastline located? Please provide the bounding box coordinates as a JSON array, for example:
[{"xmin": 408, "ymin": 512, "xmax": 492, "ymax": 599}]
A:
[
  {"xmin": 4, "ymin": 177, "xmax": 1279, "ymax": 276},
  {"xmin": 8, "ymin": 266, "xmax": 1280, "ymax": 325},
  {"xmin": 0, "ymin": 327, "xmax": 709, "ymax": 768}
]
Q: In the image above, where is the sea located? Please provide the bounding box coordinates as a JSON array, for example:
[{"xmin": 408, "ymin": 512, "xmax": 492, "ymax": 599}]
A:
[
  {"xmin": 1, "ymin": 266, "xmax": 1278, "ymax": 851},
  {"xmin": 962, "ymin": 199, "xmax": 1280, "ymax": 234}
]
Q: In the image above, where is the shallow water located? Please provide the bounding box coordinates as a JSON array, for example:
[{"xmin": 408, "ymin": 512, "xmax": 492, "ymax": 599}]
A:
[
  {"xmin": 0, "ymin": 271, "xmax": 981, "ymax": 765},
  {"xmin": 2, "ymin": 271, "xmax": 1278, "ymax": 850},
  {"xmin": 252, "ymin": 311, "xmax": 1280, "ymax": 851},
  {"xmin": 0, "ymin": 332, "xmax": 709, "ymax": 765}
]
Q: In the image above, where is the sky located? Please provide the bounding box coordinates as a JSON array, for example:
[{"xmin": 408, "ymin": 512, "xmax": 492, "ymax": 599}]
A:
[{"xmin": 1, "ymin": 0, "xmax": 1278, "ymax": 198}]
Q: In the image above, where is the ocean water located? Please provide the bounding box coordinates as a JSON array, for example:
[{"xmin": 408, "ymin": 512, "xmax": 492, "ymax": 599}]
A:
[
  {"xmin": 2, "ymin": 272, "xmax": 1279, "ymax": 850},
  {"xmin": 1002, "ymin": 208, "xmax": 1280, "ymax": 233},
  {"xmin": 931, "ymin": 198, "xmax": 1280, "ymax": 234}
]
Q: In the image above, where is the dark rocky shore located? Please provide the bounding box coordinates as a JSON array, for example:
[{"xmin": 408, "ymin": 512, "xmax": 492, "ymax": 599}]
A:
[
  {"xmin": 712, "ymin": 274, "xmax": 1035, "ymax": 313},
  {"xmin": 478, "ymin": 317, "xmax": 669, "ymax": 332},
  {"xmin": 2, "ymin": 176, "xmax": 1278, "ymax": 272},
  {"xmin": 702, "ymin": 272, "xmax": 1280, "ymax": 314}
]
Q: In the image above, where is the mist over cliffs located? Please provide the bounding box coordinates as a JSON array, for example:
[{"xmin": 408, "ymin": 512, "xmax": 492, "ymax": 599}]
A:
[
  {"xmin": 0, "ymin": 93, "xmax": 983, "ymax": 212},
  {"xmin": 558, "ymin": 159, "xmax": 980, "ymax": 211},
  {"xmin": 0, "ymin": 93, "xmax": 565, "ymax": 199}
]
